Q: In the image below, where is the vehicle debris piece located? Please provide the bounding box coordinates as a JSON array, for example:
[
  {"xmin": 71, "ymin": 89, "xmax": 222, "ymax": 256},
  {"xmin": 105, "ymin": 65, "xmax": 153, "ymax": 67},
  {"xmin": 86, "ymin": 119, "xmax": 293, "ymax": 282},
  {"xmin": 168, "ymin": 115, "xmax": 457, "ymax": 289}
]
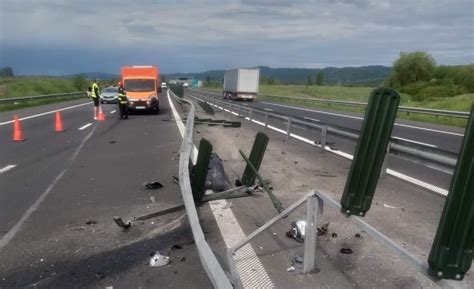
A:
[
  {"xmin": 144, "ymin": 181, "xmax": 163, "ymax": 190},
  {"xmin": 85, "ymin": 220, "xmax": 97, "ymax": 225},
  {"xmin": 340, "ymin": 247, "xmax": 353, "ymax": 254},
  {"xmin": 355, "ymin": 233, "xmax": 362, "ymax": 238},
  {"xmin": 109, "ymin": 140, "xmax": 116, "ymax": 144},
  {"xmin": 286, "ymin": 266, "xmax": 295, "ymax": 272},
  {"xmin": 317, "ymin": 223, "xmax": 329, "ymax": 236},
  {"xmin": 149, "ymin": 251, "xmax": 170, "ymax": 267},
  {"xmin": 286, "ymin": 220, "xmax": 306, "ymax": 242},
  {"xmin": 332, "ymin": 233, "xmax": 338, "ymax": 238},
  {"xmin": 294, "ymin": 255, "xmax": 304, "ymax": 264},
  {"xmin": 172, "ymin": 176, "xmax": 179, "ymax": 184},
  {"xmin": 171, "ymin": 244, "xmax": 183, "ymax": 250},
  {"xmin": 113, "ymin": 216, "xmax": 131, "ymax": 229},
  {"xmin": 205, "ymin": 153, "xmax": 231, "ymax": 192}
]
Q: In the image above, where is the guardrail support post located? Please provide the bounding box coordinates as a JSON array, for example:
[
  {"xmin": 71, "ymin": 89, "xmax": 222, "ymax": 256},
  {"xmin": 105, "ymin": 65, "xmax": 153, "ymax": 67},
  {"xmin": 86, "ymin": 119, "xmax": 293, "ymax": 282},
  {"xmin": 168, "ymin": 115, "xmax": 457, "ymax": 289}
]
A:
[
  {"xmin": 303, "ymin": 195, "xmax": 318, "ymax": 273},
  {"xmin": 191, "ymin": 138, "xmax": 213, "ymax": 203},
  {"xmin": 321, "ymin": 125, "xmax": 327, "ymax": 153},
  {"xmin": 264, "ymin": 112, "xmax": 269, "ymax": 127},
  {"xmin": 428, "ymin": 104, "xmax": 474, "ymax": 280},
  {"xmin": 241, "ymin": 132, "xmax": 269, "ymax": 187},
  {"xmin": 340, "ymin": 87, "xmax": 400, "ymax": 216},
  {"xmin": 286, "ymin": 117, "xmax": 292, "ymax": 140}
]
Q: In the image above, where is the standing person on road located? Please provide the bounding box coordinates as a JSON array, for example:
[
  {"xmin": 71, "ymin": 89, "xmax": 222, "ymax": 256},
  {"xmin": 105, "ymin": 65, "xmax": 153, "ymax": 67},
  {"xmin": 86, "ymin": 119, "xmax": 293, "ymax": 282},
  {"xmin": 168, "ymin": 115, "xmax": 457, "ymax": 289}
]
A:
[
  {"xmin": 117, "ymin": 82, "xmax": 129, "ymax": 119},
  {"xmin": 90, "ymin": 80, "xmax": 101, "ymax": 119}
]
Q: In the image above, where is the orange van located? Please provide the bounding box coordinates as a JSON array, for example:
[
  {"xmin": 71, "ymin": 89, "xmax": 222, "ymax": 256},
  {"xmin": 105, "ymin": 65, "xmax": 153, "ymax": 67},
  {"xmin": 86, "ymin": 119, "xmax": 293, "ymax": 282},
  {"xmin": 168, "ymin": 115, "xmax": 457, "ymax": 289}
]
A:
[{"xmin": 121, "ymin": 66, "xmax": 160, "ymax": 113}]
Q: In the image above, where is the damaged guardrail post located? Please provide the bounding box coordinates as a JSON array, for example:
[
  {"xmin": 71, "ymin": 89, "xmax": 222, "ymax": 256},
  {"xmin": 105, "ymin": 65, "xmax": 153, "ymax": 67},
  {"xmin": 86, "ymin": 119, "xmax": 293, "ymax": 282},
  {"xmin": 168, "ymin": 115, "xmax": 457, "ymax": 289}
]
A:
[
  {"xmin": 241, "ymin": 132, "xmax": 269, "ymax": 186},
  {"xmin": 264, "ymin": 112, "xmax": 269, "ymax": 127},
  {"xmin": 191, "ymin": 138, "xmax": 213, "ymax": 203},
  {"xmin": 303, "ymin": 195, "xmax": 319, "ymax": 273},
  {"xmin": 428, "ymin": 103, "xmax": 474, "ymax": 281},
  {"xmin": 340, "ymin": 87, "xmax": 400, "ymax": 216},
  {"xmin": 321, "ymin": 125, "xmax": 327, "ymax": 152}
]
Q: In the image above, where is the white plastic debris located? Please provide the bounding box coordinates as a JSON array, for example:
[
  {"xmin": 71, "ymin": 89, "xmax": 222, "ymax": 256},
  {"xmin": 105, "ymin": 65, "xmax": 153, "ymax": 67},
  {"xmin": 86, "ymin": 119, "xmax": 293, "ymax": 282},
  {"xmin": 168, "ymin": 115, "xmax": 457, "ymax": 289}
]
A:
[
  {"xmin": 286, "ymin": 266, "xmax": 295, "ymax": 272},
  {"xmin": 149, "ymin": 251, "xmax": 170, "ymax": 267}
]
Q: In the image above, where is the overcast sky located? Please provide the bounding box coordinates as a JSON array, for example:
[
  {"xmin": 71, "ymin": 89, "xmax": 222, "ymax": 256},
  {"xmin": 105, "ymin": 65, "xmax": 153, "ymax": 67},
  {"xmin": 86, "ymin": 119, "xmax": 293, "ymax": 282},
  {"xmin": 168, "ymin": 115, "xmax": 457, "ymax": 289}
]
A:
[{"xmin": 0, "ymin": 0, "xmax": 473, "ymax": 75}]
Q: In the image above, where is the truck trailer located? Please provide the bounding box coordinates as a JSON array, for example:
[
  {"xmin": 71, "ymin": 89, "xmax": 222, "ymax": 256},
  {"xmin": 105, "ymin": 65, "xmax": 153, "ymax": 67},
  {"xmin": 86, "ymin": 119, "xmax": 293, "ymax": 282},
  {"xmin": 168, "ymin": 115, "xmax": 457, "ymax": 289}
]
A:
[
  {"xmin": 223, "ymin": 68, "xmax": 259, "ymax": 101},
  {"xmin": 121, "ymin": 66, "xmax": 160, "ymax": 113}
]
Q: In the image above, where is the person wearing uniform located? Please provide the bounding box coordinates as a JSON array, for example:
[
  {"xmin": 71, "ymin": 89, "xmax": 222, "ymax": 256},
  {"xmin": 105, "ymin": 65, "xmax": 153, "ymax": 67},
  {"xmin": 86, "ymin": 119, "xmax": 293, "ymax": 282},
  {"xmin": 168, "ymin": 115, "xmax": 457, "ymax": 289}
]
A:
[
  {"xmin": 90, "ymin": 80, "xmax": 101, "ymax": 119},
  {"xmin": 117, "ymin": 82, "xmax": 129, "ymax": 119}
]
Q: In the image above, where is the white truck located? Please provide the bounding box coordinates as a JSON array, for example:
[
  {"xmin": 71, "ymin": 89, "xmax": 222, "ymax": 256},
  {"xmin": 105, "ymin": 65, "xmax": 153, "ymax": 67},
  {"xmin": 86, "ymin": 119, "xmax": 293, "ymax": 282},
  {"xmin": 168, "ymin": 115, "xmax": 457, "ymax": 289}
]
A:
[{"xmin": 223, "ymin": 68, "xmax": 259, "ymax": 101}]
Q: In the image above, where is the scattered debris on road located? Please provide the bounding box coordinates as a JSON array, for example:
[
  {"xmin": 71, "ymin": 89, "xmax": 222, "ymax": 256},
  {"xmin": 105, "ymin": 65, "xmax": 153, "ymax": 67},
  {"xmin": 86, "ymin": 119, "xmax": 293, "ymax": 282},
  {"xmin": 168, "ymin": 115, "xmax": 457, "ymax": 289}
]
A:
[
  {"xmin": 286, "ymin": 220, "xmax": 306, "ymax": 242},
  {"xmin": 150, "ymin": 196, "xmax": 156, "ymax": 203},
  {"xmin": 172, "ymin": 176, "xmax": 179, "ymax": 184},
  {"xmin": 109, "ymin": 140, "xmax": 116, "ymax": 144},
  {"xmin": 286, "ymin": 266, "xmax": 295, "ymax": 272},
  {"xmin": 113, "ymin": 216, "xmax": 131, "ymax": 229},
  {"xmin": 85, "ymin": 220, "xmax": 97, "ymax": 225},
  {"xmin": 294, "ymin": 255, "xmax": 304, "ymax": 264},
  {"xmin": 144, "ymin": 181, "xmax": 163, "ymax": 190},
  {"xmin": 317, "ymin": 222, "xmax": 329, "ymax": 236},
  {"xmin": 171, "ymin": 244, "xmax": 183, "ymax": 250},
  {"xmin": 332, "ymin": 233, "xmax": 338, "ymax": 238},
  {"xmin": 149, "ymin": 251, "xmax": 170, "ymax": 267},
  {"xmin": 340, "ymin": 247, "xmax": 353, "ymax": 254},
  {"xmin": 355, "ymin": 233, "xmax": 362, "ymax": 238}
]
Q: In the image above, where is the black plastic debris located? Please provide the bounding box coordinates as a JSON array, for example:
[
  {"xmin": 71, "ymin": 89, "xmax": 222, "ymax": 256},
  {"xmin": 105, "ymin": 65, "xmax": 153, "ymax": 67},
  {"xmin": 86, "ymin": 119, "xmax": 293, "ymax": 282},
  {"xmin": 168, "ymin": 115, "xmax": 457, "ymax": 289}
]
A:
[
  {"xmin": 144, "ymin": 181, "xmax": 163, "ymax": 190},
  {"xmin": 109, "ymin": 140, "xmax": 116, "ymax": 144},
  {"xmin": 85, "ymin": 220, "xmax": 97, "ymax": 225},
  {"xmin": 340, "ymin": 247, "xmax": 353, "ymax": 254},
  {"xmin": 171, "ymin": 244, "xmax": 183, "ymax": 250},
  {"xmin": 294, "ymin": 256, "xmax": 304, "ymax": 264},
  {"xmin": 355, "ymin": 233, "xmax": 361, "ymax": 238},
  {"xmin": 332, "ymin": 233, "xmax": 338, "ymax": 238},
  {"xmin": 204, "ymin": 153, "xmax": 231, "ymax": 192},
  {"xmin": 113, "ymin": 216, "xmax": 131, "ymax": 229},
  {"xmin": 286, "ymin": 220, "xmax": 306, "ymax": 243},
  {"xmin": 317, "ymin": 223, "xmax": 329, "ymax": 236}
]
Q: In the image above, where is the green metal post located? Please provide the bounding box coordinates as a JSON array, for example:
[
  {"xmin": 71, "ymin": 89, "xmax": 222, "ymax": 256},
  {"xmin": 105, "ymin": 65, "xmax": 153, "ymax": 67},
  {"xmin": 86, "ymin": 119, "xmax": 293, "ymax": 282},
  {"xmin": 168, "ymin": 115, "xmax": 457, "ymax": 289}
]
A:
[
  {"xmin": 241, "ymin": 132, "xmax": 269, "ymax": 187},
  {"xmin": 428, "ymin": 103, "xmax": 474, "ymax": 280},
  {"xmin": 191, "ymin": 138, "xmax": 213, "ymax": 202},
  {"xmin": 340, "ymin": 87, "xmax": 400, "ymax": 216}
]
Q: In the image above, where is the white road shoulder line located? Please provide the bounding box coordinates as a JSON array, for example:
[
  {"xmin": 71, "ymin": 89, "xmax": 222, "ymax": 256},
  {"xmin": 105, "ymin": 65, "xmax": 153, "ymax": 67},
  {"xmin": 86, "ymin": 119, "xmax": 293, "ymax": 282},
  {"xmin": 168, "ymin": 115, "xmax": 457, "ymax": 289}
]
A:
[
  {"xmin": 110, "ymin": 110, "xmax": 117, "ymax": 114},
  {"xmin": 391, "ymin": 136, "xmax": 437, "ymax": 148},
  {"xmin": 0, "ymin": 102, "xmax": 92, "ymax": 126},
  {"xmin": 78, "ymin": 123, "xmax": 92, "ymax": 130},
  {"xmin": 0, "ymin": 165, "xmax": 16, "ymax": 174},
  {"xmin": 261, "ymin": 102, "xmax": 464, "ymax": 137},
  {"xmin": 168, "ymin": 93, "xmax": 274, "ymax": 288}
]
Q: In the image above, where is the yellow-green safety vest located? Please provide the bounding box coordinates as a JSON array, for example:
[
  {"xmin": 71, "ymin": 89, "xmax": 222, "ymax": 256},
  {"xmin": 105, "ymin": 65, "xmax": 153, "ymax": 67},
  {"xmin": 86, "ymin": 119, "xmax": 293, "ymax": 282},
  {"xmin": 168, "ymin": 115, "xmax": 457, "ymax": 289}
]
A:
[{"xmin": 91, "ymin": 82, "xmax": 99, "ymax": 98}]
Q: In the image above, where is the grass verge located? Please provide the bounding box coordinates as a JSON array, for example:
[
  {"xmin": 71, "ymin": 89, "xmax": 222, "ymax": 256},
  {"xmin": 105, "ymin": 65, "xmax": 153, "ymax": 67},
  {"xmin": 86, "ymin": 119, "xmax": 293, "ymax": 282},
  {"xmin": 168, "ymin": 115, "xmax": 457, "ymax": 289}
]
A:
[{"xmin": 0, "ymin": 95, "xmax": 87, "ymax": 113}]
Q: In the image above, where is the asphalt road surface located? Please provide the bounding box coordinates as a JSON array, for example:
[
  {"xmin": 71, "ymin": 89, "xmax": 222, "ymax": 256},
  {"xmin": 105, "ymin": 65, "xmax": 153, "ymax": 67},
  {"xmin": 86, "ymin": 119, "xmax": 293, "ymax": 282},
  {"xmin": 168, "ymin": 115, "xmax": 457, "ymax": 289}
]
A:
[
  {"xmin": 0, "ymin": 96, "xmax": 212, "ymax": 288},
  {"xmin": 187, "ymin": 89, "xmax": 466, "ymax": 193}
]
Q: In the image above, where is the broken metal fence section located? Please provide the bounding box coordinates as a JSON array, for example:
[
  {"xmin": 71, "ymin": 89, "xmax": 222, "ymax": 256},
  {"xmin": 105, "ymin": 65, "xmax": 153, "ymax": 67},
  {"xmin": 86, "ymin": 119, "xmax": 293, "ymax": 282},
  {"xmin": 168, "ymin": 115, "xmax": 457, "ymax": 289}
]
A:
[{"xmin": 428, "ymin": 103, "xmax": 474, "ymax": 280}]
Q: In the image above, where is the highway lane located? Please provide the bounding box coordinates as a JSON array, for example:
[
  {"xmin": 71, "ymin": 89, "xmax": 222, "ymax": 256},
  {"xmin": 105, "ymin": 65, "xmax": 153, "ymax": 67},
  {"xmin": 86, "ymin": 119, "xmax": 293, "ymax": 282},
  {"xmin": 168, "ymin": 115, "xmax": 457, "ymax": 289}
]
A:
[
  {"xmin": 187, "ymin": 90, "xmax": 459, "ymax": 192},
  {"xmin": 0, "ymin": 96, "xmax": 212, "ymax": 288}
]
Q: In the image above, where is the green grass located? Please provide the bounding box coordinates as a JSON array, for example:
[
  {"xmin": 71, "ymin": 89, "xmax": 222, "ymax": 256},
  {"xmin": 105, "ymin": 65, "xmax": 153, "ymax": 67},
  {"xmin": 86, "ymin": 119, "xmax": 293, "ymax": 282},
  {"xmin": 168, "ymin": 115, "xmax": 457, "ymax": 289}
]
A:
[
  {"xmin": 0, "ymin": 76, "xmax": 84, "ymax": 98},
  {"xmin": 201, "ymin": 84, "xmax": 473, "ymax": 127},
  {"xmin": 0, "ymin": 95, "xmax": 87, "ymax": 112}
]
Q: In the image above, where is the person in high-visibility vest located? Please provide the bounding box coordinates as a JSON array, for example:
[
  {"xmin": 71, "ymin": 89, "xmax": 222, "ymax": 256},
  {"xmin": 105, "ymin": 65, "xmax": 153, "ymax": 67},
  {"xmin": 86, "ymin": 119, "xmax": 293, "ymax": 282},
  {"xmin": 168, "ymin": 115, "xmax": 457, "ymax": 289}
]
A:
[
  {"xmin": 117, "ymin": 82, "xmax": 129, "ymax": 119},
  {"xmin": 90, "ymin": 80, "xmax": 101, "ymax": 119}
]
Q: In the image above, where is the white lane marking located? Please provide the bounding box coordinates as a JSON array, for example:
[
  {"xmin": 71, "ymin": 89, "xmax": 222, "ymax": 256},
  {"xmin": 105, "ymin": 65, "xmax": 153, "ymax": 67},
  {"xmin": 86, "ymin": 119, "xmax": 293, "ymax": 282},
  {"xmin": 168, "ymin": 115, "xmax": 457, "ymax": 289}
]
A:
[
  {"xmin": 263, "ymin": 108, "xmax": 273, "ymax": 112},
  {"xmin": 261, "ymin": 102, "xmax": 465, "ymax": 137},
  {"xmin": 169, "ymin": 93, "xmax": 274, "ymax": 288},
  {"xmin": 0, "ymin": 165, "xmax": 16, "ymax": 174},
  {"xmin": 0, "ymin": 102, "xmax": 92, "ymax": 126},
  {"xmin": 78, "ymin": 123, "xmax": 92, "ymax": 130},
  {"xmin": 216, "ymin": 100, "xmax": 449, "ymax": 197},
  {"xmin": 304, "ymin": 116, "xmax": 320, "ymax": 122},
  {"xmin": 110, "ymin": 110, "xmax": 117, "ymax": 114},
  {"xmin": 391, "ymin": 136, "xmax": 437, "ymax": 148},
  {"xmin": 0, "ymin": 125, "xmax": 97, "ymax": 251}
]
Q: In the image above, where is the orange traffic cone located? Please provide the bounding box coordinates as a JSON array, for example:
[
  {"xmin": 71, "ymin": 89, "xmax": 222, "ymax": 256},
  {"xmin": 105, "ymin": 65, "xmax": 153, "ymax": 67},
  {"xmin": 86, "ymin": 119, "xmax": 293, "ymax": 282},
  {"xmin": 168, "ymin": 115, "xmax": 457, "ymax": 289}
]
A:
[
  {"xmin": 97, "ymin": 106, "xmax": 105, "ymax": 121},
  {"xmin": 12, "ymin": 115, "xmax": 25, "ymax": 141},
  {"xmin": 54, "ymin": 111, "xmax": 64, "ymax": 132}
]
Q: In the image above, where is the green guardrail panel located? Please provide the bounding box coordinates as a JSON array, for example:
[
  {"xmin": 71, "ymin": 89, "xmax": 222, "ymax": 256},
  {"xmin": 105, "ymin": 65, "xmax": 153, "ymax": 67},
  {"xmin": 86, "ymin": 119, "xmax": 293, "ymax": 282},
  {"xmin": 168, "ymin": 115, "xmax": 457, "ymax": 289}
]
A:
[
  {"xmin": 428, "ymin": 103, "xmax": 474, "ymax": 280},
  {"xmin": 340, "ymin": 87, "xmax": 400, "ymax": 216},
  {"xmin": 169, "ymin": 84, "xmax": 184, "ymax": 98},
  {"xmin": 241, "ymin": 132, "xmax": 269, "ymax": 187},
  {"xmin": 191, "ymin": 138, "xmax": 213, "ymax": 202}
]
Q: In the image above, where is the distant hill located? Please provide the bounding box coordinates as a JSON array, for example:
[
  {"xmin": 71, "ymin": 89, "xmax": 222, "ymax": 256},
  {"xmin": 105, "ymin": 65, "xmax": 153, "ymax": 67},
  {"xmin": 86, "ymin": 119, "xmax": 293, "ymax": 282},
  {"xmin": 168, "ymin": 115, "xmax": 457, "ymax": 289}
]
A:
[
  {"xmin": 163, "ymin": 65, "xmax": 392, "ymax": 85},
  {"xmin": 64, "ymin": 72, "xmax": 119, "ymax": 80}
]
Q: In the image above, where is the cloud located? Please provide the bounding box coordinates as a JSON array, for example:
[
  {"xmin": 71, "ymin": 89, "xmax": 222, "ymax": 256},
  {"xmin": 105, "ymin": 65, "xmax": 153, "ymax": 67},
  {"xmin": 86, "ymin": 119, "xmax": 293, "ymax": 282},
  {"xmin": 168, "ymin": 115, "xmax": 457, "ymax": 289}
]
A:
[{"xmin": 0, "ymin": 0, "xmax": 472, "ymax": 74}]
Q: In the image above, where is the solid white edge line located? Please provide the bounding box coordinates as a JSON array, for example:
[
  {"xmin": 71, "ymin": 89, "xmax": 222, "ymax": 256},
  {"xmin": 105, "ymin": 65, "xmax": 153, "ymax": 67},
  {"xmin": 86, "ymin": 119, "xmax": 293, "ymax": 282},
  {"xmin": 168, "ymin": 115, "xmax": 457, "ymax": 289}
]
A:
[
  {"xmin": 167, "ymin": 92, "xmax": 274, "ymax": 288},
  {"xmin": 0, "ymin": 101, "xmax": 92, "ymax": 126},
  {"xmin": 214, "ymin": 100, "xmax": 449, "ymax": 197},
  {"xmin": 0, "ymin": 165, "xmax": 16, "ymax": 174},
  {"xmin": 78, "ymin": 123, "xmax": 92, "ymax": 130},
  {"xmin": 261, "ymin": 101, "xmax": 464, "ymax": 137},
  {"xmin": 391, "ymin": 136, "xmax": 437, "ymax": 148}
]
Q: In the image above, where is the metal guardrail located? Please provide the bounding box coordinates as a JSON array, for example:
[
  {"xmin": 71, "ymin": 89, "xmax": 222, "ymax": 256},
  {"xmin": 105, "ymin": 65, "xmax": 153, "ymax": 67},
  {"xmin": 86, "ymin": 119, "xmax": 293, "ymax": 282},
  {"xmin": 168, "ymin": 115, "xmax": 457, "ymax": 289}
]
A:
[
  {"xmin": 186, "ymin": 89, "xmax": 459, "ymax": 176},
  {"xmin": 0, "ymin": 92, "xmax": 86, "ymax": 104},
  {"xmin": 167, "ymin": 89, "xmax": 233, "ymax": 288},
  {"xmin": 198, "ymin": 88, "xmax": 470, "ymax": 119}
]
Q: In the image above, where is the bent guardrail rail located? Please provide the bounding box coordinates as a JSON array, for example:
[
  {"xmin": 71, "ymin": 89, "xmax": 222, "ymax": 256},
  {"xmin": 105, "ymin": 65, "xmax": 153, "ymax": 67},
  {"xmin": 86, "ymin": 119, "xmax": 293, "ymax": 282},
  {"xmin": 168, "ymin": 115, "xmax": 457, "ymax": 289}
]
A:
[
  {"xmin": 194, "ymin": 88, "xmax": 470, "ymax": 119},
  {"xmin": 0, "ymin": 92, "xmax": 86, "ymax": 104},
  {"xmin": 167, "ymin": 89, "xmax": 233, "ymax": 288}
]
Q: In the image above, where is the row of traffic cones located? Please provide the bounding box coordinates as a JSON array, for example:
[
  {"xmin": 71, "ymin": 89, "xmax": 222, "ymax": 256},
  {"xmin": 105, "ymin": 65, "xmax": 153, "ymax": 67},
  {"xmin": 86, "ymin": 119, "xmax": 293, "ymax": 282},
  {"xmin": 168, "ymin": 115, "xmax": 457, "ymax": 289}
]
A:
[{"xmin": 12, "ymin": 106, "xmax": 106, "ymax": 142}]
